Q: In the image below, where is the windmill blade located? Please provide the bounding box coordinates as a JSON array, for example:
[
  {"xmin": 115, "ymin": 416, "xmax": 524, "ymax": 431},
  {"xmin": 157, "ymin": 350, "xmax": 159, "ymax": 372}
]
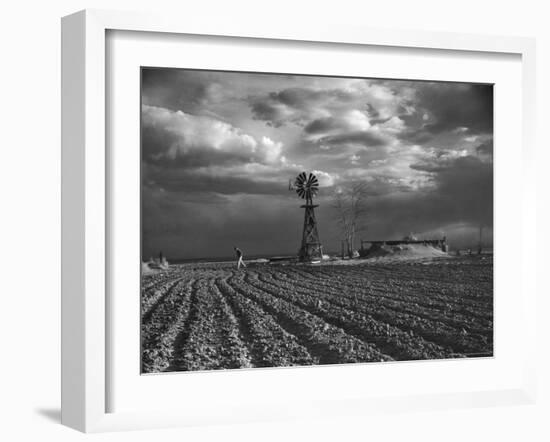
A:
[
  {"xmin": 293, "ymin": 171, "xmax": 320, "ymax": 201},
  {"xmin": 307, "ymin": 176, "xmax": 318, "ymax": 189}
]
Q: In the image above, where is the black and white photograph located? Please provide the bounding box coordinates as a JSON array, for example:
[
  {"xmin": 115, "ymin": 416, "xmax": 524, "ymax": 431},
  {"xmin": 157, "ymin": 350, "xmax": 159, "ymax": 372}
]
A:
[
  {"xmin": 2, "ymin": 0, "xmax": 547, "ymax": 438},
  {"xmin": 140, "ymin": 68, "xmax": 493, "ymax": 374}
]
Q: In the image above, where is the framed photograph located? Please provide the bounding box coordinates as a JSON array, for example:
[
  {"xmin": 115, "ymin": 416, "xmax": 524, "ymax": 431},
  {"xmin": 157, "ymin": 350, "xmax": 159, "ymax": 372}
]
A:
[{"xmin": 61, "ymin": 9, "xmax": 537, "ymax": 432}]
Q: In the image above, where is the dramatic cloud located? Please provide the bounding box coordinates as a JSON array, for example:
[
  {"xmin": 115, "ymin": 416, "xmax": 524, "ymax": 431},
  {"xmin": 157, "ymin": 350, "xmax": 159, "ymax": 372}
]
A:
[
  {"xmin": 418, "ymin": 83, "xmax": 493, "ymax": 135},
  {"xmin": 142, "ymin": 69, "xmax": 234, "ymax": 114},
  {"xmin": 251, "ymin": 87, "xmax": 355, "ymax": 127},
  {"xmin": 362, "ymin": 154, "xmax": 493, "ymax": 241},
  {"xmin": 142, "ymin": 105, "xmax": 283, "ymax": 167},
  {"xmin": 304, "ymin": 110, "xmax": 371, "ymax": 136},
  {"xmin": 397, "ymin": 83, "xmax": 493, "ymax": 144},
  {"xmin": 141, "ymin": 68, "xmax": 493, "ymax": 259}
]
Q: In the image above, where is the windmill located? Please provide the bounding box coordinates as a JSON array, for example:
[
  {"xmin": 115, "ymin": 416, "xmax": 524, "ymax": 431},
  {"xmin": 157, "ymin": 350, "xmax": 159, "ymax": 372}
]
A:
[{"xmin": 290, "ymin": 172, "xmax": 323, "ymax": 261}]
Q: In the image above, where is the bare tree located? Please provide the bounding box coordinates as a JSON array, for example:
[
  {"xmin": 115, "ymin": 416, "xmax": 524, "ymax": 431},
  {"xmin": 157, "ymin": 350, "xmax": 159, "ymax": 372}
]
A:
[{"xmin": 332, "ymin": 182, "xmax": 369, "ymax": 258}]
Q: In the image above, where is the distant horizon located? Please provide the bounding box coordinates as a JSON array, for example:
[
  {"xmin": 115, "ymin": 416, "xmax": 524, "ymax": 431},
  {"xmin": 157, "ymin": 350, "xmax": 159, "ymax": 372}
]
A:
[{"xmin": 143, "ymin": 238, "xmax": 494, "ymax": 263}]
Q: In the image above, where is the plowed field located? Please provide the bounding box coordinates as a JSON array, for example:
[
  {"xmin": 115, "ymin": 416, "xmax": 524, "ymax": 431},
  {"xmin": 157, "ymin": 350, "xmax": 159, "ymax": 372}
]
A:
[{"xmin": 141, "ymin": 256, "xmax": 493, "ymax": 373}]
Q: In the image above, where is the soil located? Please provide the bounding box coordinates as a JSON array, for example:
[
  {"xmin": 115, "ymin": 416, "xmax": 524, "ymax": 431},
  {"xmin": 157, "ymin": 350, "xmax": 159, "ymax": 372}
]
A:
[{"xmin": 141, "ymin": 254, "xmax": 493, "ymax": 373}]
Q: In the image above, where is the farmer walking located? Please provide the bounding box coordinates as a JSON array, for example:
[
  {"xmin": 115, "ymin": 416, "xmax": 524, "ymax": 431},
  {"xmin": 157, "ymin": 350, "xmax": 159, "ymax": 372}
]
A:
[{"xmin": 234, "ymin": 246, "xmax": 246, "ymax": 269}]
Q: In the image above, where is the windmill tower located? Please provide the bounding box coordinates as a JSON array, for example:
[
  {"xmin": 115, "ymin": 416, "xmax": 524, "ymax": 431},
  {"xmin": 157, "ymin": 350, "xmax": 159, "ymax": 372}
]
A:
[{"xmin": 291, "ymin": 172, "xmax": 323, "ymax": 261}]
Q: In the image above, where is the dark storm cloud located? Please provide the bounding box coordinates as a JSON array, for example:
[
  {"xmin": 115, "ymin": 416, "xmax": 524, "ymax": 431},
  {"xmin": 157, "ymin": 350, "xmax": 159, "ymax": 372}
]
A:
[
  {"xmin": 251, "ymin": 87, "xmax": 355, "ymax": 127},
  {"xmin": 396, "ymin": 113, "xmax": 435, "ymax": 144},
  {"xmin": 369, "ymin": 116, "xmax": 394, "ymax": 126},
  {"xmin": 316, "ymin": 130, "xmax": 389, "ymax": 148},
  {"xmin": 141, "ymin": 69, "xmax": 214, "ymax": 112},
  {"xmin": 303, "ymin": 117, "xmax": 339, "ymax": 134},
  {"xmin": 377, "ymin": 82, "xmax": 494, "ymax": 147},
  {"xmin": 142, "ymin": 119, "xmax": 174, "ymax": 161},
  {"xmin": 365, "ymin": 103, "xmax": 381, "ymax": 120},
  {"xmin": 365, "ymin": 155, "xmax": 493, "ymax": 238},
  {"xmin": 411, "ymin": 83, "xmax": 493, "ymax": 138},
  {"xmin": 271, "ymin": 87, "xmax": 354, "ymax": 107},
  {"xmin": 304, "ymin": 116, "xmax": 375, "ymax": 136},
  {"xmin": 250, "ymin": 100, "xmax": 287, "ymax": 127}
]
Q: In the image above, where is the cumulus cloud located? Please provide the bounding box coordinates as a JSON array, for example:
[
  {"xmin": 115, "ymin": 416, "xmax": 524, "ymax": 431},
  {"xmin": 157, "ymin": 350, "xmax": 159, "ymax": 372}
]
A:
[
  {"xmin": 249, "ymin": 80, "xmax": 419, "ymax": 163},
  {"xmin": 250, "ymin": 81, "xmax": 410, "ymax": 129},
  {"xmin": 141, "ymin": 104, "xmax": 337, "ymax": 197},
  {"xmin": 142, "ymin": 105, "xmax": 283, "ymax": 167},
  {"xmin": 312, "ymin": 170, "xmax": 337, "ymax": 187}
]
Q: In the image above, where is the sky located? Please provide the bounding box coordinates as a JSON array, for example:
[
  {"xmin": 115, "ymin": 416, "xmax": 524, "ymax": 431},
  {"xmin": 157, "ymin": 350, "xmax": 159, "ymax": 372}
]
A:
[{"xmin": 141, "ymin": 68, "xmax": 493, "ymax": 260}]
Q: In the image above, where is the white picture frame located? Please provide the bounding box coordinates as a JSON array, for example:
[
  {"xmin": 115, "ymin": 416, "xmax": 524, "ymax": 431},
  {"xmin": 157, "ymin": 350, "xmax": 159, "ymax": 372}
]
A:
[{"xmin": 61, "ymin": 9, "xmax": 537, "ymax": 433}]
